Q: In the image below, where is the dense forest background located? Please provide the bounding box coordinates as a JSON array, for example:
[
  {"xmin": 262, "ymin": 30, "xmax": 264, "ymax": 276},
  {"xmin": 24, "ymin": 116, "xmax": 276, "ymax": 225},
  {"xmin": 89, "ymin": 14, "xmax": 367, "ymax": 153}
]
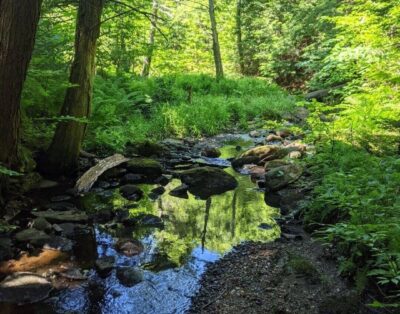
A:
[{"xmin": 0, "ymin": 0, "xmax": 399, "ymax": 309}]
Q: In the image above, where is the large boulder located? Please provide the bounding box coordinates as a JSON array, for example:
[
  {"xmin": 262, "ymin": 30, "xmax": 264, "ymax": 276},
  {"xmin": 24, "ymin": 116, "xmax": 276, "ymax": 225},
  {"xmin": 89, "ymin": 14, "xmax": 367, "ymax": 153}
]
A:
[
  {"xmin": 179, "ymin": 167, "xmax": 238, "ymax": 199},
  {"xmin": 124, "ymin": 158, "xmax": 163, "ymax": 179},
  {"xmin": 0, "ymin": 272, "xmax": 52, "ymax": 304},
  {"xmin": 265, "ymin": 164, "xmax": 303, "ymax": 191}
]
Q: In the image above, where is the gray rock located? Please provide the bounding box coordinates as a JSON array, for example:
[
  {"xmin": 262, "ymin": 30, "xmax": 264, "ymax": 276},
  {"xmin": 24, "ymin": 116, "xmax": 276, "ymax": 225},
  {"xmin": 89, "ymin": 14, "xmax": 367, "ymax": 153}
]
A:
[
  {"xmin": 249, "ymin": 130, "xmax": 261, "ymax": 137},
  {"xmin": 180, "ymin": 166, "xmax": 238, "ymax": 199},
  {"xmin": 0, "ymin": 272, "xmax": 52, "ymax": 304},
  {"xmin": 116, "ymin": 267, "xmax": 143, "ymax": 287},
  {"xmin": 33, "ymin": 210, "xmax": 88, "ymax": 223},
  {"xmin": 15, "ymin": 229, "xmax": 51, "ymax": 246},
  {"xmin": 31, "ymin": 217, "xmax": 52, "ymax": 232},
  {"xmin": 265, "ymin": 163, "xmax": 303, "ymax": 191}
]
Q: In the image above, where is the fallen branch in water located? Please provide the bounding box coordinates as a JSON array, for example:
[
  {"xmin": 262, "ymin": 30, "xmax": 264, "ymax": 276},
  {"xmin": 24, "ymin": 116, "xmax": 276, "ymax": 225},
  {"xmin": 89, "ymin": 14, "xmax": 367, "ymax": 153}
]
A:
[{"xmin": 75, "ymin": 154, "xmax": 129, "ymax": 194}]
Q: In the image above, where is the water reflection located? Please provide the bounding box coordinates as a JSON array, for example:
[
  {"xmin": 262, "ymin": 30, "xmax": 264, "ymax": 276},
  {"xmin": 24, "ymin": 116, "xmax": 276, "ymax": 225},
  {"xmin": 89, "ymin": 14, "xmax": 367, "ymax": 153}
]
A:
[{"xmin": 40, "ymin": 140, "xmax": 280, "ymax": 313}]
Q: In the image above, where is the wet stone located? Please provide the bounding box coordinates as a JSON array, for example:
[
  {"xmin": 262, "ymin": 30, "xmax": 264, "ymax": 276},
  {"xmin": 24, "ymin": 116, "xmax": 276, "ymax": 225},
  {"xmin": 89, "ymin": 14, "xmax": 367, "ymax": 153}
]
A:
[
  {"xmin": 95, "ymin": 256, "xmax": 115, "ymax": 277},
  {"xmin": 151, "ymin": 186, "xmax": 165, "ymax": 196},
  {"xmin": 15, "ymin": 228, "xmax": 51, "ymax": 246},
  {"xmin": 154, "ymin": 175, "xmax": 170, "ymax": 186},
  {"xmin": 201, "ymin": 146, "xmax": 221, "ymax": 158},
  {"xmin": 169, "ymin": 184, "xmax": 189, "ymax": 199},
  {"xmin": 31, "ymin": 217, "xmax": 52, "ymax": 232},
  {"xmin": 135, "ymin": 214, "xmax": 164, "ymax": 228},
  {"xmin": 0, "ymin": 272, "xmax": 52, "ymax": 304},
  {"xmin": 264, "ymin": 164, "xmax": 303, "ymax": 191},
  {"xmin": 115, "ymin": 239, "xmax": 144, "ymax": 257},
  {"xmin": 116, "ymin": 267, "xmax": 143, "ymax": 287},
  {"xmin": 180, "ymin": 166, "xmax": 238, "ymax": 199},
  {"xmin": 119, "ymin": 184, "xmax": 143, "ymax": 201}
]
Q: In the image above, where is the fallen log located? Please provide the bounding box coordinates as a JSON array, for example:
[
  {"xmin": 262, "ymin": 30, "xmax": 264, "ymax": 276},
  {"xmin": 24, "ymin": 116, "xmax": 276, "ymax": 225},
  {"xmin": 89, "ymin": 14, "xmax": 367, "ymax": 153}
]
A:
[{"xmin": 75, "ymin": 154, "xmax": 129, "ymax": 194}]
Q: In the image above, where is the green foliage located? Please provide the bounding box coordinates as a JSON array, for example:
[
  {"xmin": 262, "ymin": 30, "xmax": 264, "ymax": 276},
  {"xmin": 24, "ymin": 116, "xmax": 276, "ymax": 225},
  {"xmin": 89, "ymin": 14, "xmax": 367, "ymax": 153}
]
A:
[
  {"xmin": 85, "ymin": 74, "xmax": 296, "ymax": 152},
  {"xmin": 0, "ymin": 166, "xmax": 22, "ymax": 177}
]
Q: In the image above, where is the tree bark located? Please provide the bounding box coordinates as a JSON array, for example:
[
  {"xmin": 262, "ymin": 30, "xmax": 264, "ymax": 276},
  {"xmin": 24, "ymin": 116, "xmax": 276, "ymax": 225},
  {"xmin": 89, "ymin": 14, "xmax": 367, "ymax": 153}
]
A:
[
  {"xmin": 141, "ymin": 0, "xmax": 159, "ymax": 77},
  {"xmin": 46, "ymin": 0, "xmax": 104, "ymax": 175},
  {"xmin": 236, "ymin": 0, "xmax": 245, "ymax": 74},
  {"xmin": 0, "ymin": 0, "xmax": 42, "ymax": 198},
  {"xmin": 208, "ymin": 0, "xmax": 224, "ymax": 79}
]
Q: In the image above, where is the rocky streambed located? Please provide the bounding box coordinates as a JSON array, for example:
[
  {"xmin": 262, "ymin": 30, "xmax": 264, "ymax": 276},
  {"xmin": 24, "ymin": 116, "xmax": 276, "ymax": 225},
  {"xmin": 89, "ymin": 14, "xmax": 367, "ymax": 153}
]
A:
[{"xmin": 0, "ymin": 128, "xmax": 354, "ymax": 314}]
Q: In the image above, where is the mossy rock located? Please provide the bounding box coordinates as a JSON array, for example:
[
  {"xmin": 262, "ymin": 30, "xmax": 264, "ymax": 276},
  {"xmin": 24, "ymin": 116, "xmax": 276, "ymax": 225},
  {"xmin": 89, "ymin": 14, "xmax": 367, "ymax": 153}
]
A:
[
  {"xmin": 126, "ymin": 141, "xmax": 166, "ymax": 157},
  {"xmin": 124, "ymin": 158, "xmax": 163, "ymax": 178},
  {"xmin": 265, "ymin": 163, "xmax": 303, "ymax": 191},
  {"xmin": 180, "ymin": 166, "xmax": 238, "ymax": 199}
]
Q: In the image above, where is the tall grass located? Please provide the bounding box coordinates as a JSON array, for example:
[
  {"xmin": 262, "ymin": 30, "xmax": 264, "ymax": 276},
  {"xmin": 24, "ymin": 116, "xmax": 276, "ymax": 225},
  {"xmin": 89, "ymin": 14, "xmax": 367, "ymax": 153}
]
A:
[{"xmin": 87, "ymin": 74, "xmax": 296, "ymax": 152}]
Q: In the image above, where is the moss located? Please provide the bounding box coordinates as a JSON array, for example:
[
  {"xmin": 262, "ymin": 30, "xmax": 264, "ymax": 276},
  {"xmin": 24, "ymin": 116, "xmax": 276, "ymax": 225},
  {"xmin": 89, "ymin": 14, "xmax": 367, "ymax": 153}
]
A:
[{"xmin": 126, "ymin": 140, "xmax": 165, "ymax": 157}]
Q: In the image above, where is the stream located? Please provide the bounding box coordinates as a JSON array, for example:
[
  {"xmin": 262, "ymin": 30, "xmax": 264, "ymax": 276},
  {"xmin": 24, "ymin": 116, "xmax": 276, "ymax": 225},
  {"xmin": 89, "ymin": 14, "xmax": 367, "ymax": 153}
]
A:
[{"xmin": 0, "ymin": 135, "xmax": 283, "ymax": 314}]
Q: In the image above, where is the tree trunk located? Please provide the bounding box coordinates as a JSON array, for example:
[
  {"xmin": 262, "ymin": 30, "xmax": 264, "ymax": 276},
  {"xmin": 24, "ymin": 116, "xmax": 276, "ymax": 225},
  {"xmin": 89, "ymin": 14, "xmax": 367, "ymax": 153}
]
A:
[
  {"xmin": 141, "ymin": 0, "xmax": 159, "ymax": 77},
  {"xmin": 236, "ymin": 0, "xmax": 245, "ymax": 74},
  {"xmin": 208, "ymin": 0, "xmax": 224, "ymax": 79},
  {"xmin": 46, "ymin": 0, "xmax": 104, "ymax": 175},
  {"xmin": 0, "ymin": 0, "xmax": 42, "ymax": 198}
]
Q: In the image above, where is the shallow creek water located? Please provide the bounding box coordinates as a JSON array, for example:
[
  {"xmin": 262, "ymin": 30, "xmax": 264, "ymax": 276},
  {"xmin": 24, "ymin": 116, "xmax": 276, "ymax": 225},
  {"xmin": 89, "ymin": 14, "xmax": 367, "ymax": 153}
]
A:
[{"xmin": 2, "ymin": 139, "xmax": 281, "ymax": 314}]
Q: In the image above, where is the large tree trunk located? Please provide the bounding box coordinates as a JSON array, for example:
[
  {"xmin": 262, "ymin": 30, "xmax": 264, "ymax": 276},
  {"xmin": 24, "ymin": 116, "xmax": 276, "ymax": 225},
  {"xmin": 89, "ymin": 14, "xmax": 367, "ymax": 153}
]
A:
[
  {"xmin": 141, "ymin": 0, "xmax": 159, "ymax": 77},
  {"xmin": 0, "ymin": 0, "xmax": 42, "ymax": 198},
  {"xmin": 235, "ymin": 0, "xmax": 245, "ymax": 74},
  {"xmin": 208, "ymin": 0, "xmax": 224, "ymax": 79},
  {"xmin": 46, "ymin": 0, "xmax": 104, "ymax": 175}
]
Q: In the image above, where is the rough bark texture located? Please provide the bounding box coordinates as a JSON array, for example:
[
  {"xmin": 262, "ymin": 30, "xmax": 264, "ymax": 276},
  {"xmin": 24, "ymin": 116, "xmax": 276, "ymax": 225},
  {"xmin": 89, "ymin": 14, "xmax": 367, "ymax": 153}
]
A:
[
  {"xmin": 75, "ymin": 154, "xmax": 129, "ymax": 194},
  {"xmin": 0, "ymin": 0, "xmax": 42, "ymax": 198},
  {"xmin": 236, "ymin": 0, "xmax": 245, "ymax": 75},
  {"xmin": 141, "ymin": 0, "xmax": 158, "ymax": 77},
  {"xmin": 208, "ymin": 0, "xmax": 224, "ymax": 79},
  {"xmin": 46, "ymin": 0, "xmax": 104, "ymax": 175}
]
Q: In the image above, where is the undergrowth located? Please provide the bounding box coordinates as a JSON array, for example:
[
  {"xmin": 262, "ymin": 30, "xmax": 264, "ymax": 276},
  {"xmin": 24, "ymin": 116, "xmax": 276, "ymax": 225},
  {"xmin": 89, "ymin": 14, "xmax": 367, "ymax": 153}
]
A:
[{"xmin": 87, "ymin": 74, "xmax": 296, "ymax": 152}]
